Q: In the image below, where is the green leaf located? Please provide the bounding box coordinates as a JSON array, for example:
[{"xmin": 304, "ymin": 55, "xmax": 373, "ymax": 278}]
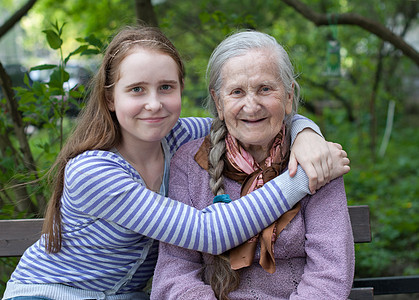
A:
[
  {"xmin": 80, "ymin": 49, "xmax": 101, "ymax": 56},
  {"xmin": 64, "ymin": 45, "xmax": 89, "ymax": 64},
  {"xmin": 58, "ymin": 22, "xmax": 67, "ymax": 36},
  {"xmin": 23, "ymin": 73, "xmax": 31, "ymax": 87},
  {"xmin": 31, "ymin": 81, "xmax": 45, "ymax": 94},
  {"xmin": 30, "ymin": 64, "xmax": 57, "ymax": 71},
  {"xmin": 199, "ymin": 12, "xmax": 211, "ymax": 23},
  {"xmin": 49, "ymin": 68, "xmax": 70, "ymax": 89},
  {"xmin": 43, "ymin": 30, "xmax": 63, "ymax": 50},
  {"xmin": 84, "ymin": 34, "xmax": 103, "ymax": 49},
  {"xmin": 69, "ymin": 90, "xmax": 83, "ymax": 99}
]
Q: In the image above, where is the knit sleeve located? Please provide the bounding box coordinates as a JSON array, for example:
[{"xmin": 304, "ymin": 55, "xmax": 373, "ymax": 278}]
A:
[
  {"xmin": 151, "ymin": 242, "xmax": 216, "ymax": 300},
  {"xmin": 64, "ymin": 151, "xmax": 310, "ymax": 255},
  {"xmin": 290, "ymin": 177, "xmax": 355, "ymax": 299}
]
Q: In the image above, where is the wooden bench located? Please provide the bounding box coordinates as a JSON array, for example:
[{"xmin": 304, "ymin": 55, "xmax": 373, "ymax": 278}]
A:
[
  {"xmin": 0, "ymin": 218, "xmax": 44, "ymax": 257},
  {"xmin": 1, "ymin": 206, "xmax": 418, "ymax": 299},
  {"xmin": 348, "ymin": 205, "xmax": 374, "ymax": 300},
  {"xmin": 347, "ymin": 206, "xmax": 419, "ymax": 298}
]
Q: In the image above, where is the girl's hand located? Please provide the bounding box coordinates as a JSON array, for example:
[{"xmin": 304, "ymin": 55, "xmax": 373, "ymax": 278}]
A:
[{"xmin": 288, "ymin": 129, "xmax": 350, "ymax": 194}]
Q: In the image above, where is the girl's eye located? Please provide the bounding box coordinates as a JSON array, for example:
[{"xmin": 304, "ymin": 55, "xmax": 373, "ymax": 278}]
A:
[{"xmin": 131, "ymin": 86, "xmax": 143, "ymax": 93}]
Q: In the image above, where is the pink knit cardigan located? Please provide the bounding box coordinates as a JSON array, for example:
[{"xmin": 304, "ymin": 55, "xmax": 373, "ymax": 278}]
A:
[{"xmin": 151, "ymin": 138, "xmax": 355, "ymax": 300}]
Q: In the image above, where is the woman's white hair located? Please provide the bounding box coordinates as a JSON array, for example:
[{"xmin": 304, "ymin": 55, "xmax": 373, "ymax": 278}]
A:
[{"xmin": 205, "ymin": 30, "xmax": 300, "ymax": 128}]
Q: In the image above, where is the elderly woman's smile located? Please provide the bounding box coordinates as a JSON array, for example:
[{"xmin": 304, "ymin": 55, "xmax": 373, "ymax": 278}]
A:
[{"xmin": 213, "ymin": 49, "xmax": 293, "ymax": 160}]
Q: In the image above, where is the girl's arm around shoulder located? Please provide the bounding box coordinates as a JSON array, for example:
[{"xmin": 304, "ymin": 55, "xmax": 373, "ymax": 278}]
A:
[
  {"xmin": 64, "ymin": 148, "xmax": 311, "ymax": 255},
  {"xmin": 289, "ymin": 114, "xmax": 350, "ymax": 193},
  {"xmin": 165, "ymin": 117, "xmax": 212, "ymax": 154},
  {"xmin": 290, "ymin": 114, "xmax": 323, "ymax": 142}
]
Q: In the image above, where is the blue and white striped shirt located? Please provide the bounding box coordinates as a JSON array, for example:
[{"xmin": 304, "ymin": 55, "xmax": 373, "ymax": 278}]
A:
[{"xmin": 4, "ymin": 116, "xmax": 318, "ymax": 299}]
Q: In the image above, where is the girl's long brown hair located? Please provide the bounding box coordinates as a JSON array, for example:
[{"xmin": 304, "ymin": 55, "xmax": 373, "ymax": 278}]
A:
[{"xmin": 42, "ymin": 25, "xmax": 185, "ymax": 253}]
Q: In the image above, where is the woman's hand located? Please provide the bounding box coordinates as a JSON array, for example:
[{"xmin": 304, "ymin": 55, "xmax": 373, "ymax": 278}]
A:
[{"xmin": 288, "ymin": 128, "xmax": 350, "ymax": 193}]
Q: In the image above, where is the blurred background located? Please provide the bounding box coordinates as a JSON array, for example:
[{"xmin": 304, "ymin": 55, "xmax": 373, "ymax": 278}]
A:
[{"xmin": 0, "ymin": 0, "xmax": 418, "ymax": 297}]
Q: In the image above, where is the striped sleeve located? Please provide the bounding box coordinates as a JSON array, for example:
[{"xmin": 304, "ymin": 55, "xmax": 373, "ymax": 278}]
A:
[
  {"xmin": 290, "ymin": 114, "xmax": 323, "ymax": 144},
  {"xmin": 65, "ymin": 152, "xmax": 309, "ymax": 255},
  {"xmin": 165, "ymin": 117, "xmax": 212, "ymax": 153}
]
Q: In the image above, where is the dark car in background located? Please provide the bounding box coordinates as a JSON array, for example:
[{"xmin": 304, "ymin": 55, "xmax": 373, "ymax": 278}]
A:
[
  {"xmin": 29, "ymin": 64, "xmax": 93, "ymax": 117},
  {"xmin": 0, "ymin": 64, "xmax": 32, "ymax": 98},
  {"xmin": 1, "ymin": 63, "xmax": 93, "ymax": 123}
]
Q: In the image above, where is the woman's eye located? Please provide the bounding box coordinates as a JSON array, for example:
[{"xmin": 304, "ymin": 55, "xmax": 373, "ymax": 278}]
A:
[
  {"xmin": 231, "ymin": 89, "xmax": 243, "ymax": 96},
  {"xmin": 260, "ymin": 86, "xmax": 271, "ymax": 93}
]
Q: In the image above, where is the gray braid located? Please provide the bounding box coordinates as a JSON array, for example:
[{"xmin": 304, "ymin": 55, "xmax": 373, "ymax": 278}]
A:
[{"xmin": 208, "ymin": 117, "xmax": 227, "ymax": 196}]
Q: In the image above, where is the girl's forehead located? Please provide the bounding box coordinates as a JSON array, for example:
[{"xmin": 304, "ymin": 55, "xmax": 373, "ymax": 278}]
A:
[
  {"xmin": 116, "ymin": 48, "xmax": 180, "ymax": 84},
  {"xmin": 119, "ymin": 48, "xmax": 177, "ymax": 70}
]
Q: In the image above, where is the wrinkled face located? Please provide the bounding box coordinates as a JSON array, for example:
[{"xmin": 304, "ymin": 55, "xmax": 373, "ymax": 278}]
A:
[
  {"xmin": 109, "ymin": 48, "xmax": 182, "ymax": 147},
  {"xmin": 213, "ymin": 49, "xmax": 293, "ymax": 156}
]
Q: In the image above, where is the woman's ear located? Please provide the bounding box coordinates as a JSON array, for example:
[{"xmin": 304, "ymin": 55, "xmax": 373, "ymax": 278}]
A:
[
  {"xmin": 285, "ymin": 83, "xmax": 294, "ymax": 115},
  {"xmin": 211, "ymin": 90, "xmax": 224, "ymax": 121}
]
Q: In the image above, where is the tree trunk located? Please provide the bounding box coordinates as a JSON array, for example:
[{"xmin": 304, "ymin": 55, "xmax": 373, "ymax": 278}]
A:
[
  {"xmin": 0, "ymin": 133, "xmax": 37, "ymax": 214},
  {"xmin": 369, "ymin": 43, "xmax": 384, "ymax": 160},
  {"xmin": 0, "ymin": 0, "xmax": 38, "ymax": 40},
  {"xmin": 303, "ymin": 77, "xmax": 355, "ymax": 122},
  {"xmin": 135, "ymin": 0, "xmax": 159, "ymax": 27},
  {"xmin": 282, "ymin": 0, "xmax": 419, "ymax": 67},
  {"xmin": 0, "ymin": 62, "xmax": 45, "ymax": 213}
]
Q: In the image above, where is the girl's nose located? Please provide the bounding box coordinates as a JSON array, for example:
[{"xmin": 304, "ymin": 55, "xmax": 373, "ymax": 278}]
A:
[{"xmin": 144, "ymin": 94, "xmax": 162, "ymax": 111}]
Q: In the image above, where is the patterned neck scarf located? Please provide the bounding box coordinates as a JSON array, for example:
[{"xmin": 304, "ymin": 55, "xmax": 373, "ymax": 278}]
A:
[
  {"xmin": 225, "ymin": 126, "xmax": 287, "ymax": 193},
  {"xmin": 224, "ymin": 124, "xmax": 301, "ymax": 274}
]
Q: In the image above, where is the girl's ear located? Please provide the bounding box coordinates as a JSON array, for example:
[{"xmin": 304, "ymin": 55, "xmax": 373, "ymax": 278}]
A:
[
  {"xmin": 211, "ymin": 90, "xmax": 224, "ymax": 121},
  {"xmin": 106, "ymin": 96, "xmax": 115, "ymax": 112},
  {"xmin": 105, "ymin": 89, "xmax": 115, "ymax": 111}
]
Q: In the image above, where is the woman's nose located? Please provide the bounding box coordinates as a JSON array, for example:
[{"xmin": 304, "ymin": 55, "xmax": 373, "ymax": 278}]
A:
[{"xmin": 242, "ymin": 93, "xmax": 261, "ymax": 112}]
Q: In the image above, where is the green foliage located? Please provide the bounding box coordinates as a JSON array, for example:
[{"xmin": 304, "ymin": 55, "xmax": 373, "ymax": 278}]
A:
[
  {"xmin": 305, "ymin": 106, "xmax": 419, "ymax": 278},
  {"xmin": 0, "ymin": 21, "xmax": 101, "ymax": 218},
  {"xmin": 349, "ymin": 129, "xmax": 419, "ymax": 277},
  {"xmin": 1, "ymin": 0, "xmax": 418, "ymax": 291},
  {"xmin": 0, "ymin": 22, "xmax": 104, "ymax": 293}
]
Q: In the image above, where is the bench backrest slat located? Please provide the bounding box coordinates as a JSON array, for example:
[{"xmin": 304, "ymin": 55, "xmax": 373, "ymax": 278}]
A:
[
  {"xmin": 0, "ymin": 218, "xmax": 44, "ymax": 257},
  {"xmin": 348, "ymin": 205, "xmax": 371, "ymax": 243},
  {"xmin": 0, "ymin": 206, "xmax": 371, "ymax": 256},
  {"xmin": 349, "ymin": 287, "xmax": 374, "ymax": 300}
]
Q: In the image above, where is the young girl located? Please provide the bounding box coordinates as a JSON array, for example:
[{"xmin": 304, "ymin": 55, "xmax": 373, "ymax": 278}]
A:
[{"xmin": 3, "ymin": 26, "xmax": 349, "ymax": 299}]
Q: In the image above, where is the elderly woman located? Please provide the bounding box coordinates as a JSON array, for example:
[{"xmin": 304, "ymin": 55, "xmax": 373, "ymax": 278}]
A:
[{"xmin": 151, "ymin": 31, "xmax": 354, "ymax": 300}]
